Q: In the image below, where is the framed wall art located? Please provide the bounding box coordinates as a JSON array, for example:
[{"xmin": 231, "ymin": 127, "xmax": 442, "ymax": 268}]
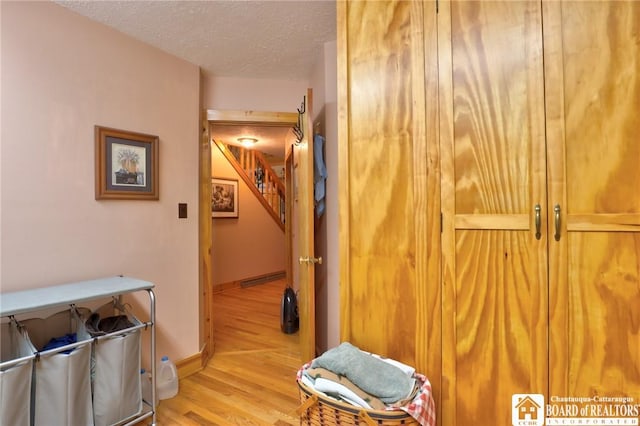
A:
[
  {"xmin": 211, "ymin": 177, "xmax": 239, "ymax": 218},
  {"xmin": 95, "ymin": 125, "xmax": 159, "ymax": 200}
]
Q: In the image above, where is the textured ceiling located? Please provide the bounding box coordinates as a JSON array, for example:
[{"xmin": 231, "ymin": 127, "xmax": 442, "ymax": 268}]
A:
[
  {"xmin": 55, "ymin": 0, "xmax": 337, "ymax": 80},
  {"xmin": 54, "ymin": 0, "xmax": 334, "ymax": 159}
]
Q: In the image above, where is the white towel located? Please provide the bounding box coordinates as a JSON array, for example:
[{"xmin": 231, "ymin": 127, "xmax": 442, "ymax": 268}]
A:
[
  {"xmin": 368, "ymin": 352, "xmax": 415, "ymax": 377},
  {"xmin": 313, "ymin": 378, "xmax": 373, "ymax": 409}
]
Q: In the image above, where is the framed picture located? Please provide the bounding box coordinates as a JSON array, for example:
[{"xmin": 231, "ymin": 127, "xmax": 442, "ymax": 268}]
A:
[
  {"xmin": 211, "ymin": 177, "xmax": 239, "ymax": 218},
  {"xmin": 95, "ymin": 125, "xmax": 159, "ymax": 200}
]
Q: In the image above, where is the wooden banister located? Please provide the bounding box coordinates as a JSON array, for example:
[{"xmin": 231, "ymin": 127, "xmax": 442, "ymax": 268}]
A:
[{"xmin": 213, "ymin": 140, "xmax": 285, "ymax": 231}]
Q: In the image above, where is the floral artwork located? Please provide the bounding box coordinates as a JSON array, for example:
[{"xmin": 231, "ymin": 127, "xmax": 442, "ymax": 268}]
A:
[
  {"xmin": 112, "ymin": 144, "xmax": 146, "ymax": 186},
  {"xmin": 95, "ymin": 125, "xmax": 158, "ymax": 200}
]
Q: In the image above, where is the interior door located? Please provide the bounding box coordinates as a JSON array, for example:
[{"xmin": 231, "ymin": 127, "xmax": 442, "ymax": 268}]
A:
[
  {"xmin": 439, "ymin": 1, "xmax": 548, "ymax": 425},
  {"xmin": 544, "ymin": 0, "xmax": 640, "ymax": 402},
  {"xmin": 295, "ymin": 88, "xmax": 317, "ymax": 363}
]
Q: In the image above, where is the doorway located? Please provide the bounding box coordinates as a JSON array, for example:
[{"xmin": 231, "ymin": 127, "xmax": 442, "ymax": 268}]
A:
[{"xmin": 202, "ymin": 109, "xmax": 299, "ymax": 361}]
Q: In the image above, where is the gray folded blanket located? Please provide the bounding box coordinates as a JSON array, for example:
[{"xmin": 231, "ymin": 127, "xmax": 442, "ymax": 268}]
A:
[{"xmin": 311, "ymin": 342, "xmax": 415, "ymax": 404}]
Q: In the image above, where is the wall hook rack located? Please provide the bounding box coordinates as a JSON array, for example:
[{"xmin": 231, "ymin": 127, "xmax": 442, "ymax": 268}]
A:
[{"xmin": 293, "ymin": 96, "xmax": 306, "ymax": 145}]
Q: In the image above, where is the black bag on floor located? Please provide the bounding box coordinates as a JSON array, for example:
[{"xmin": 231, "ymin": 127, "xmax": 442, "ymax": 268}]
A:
[{"xmin": 281, "ymin": 287, "xmax": 299, "ymax": 334}]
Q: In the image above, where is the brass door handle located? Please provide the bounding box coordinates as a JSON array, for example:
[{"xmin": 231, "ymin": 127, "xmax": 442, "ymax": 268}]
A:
[
  {"xmin": 299, "ymin": 256, "xmax": 323, "ymax": 265},
  {"xmin": 554, "ymin": 204, "xmax": 561, "ymax": 241},
  {"xmin": 535, "ymin": 204, "xmax": 542, "ymax": 240}
]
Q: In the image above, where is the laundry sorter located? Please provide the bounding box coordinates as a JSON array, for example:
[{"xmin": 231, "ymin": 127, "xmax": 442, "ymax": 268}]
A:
[{"xmin": 0, "ymin": 276, "xmax": 157, "ymax": 426}]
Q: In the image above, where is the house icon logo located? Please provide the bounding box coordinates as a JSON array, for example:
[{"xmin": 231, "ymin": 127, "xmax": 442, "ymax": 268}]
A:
[{"xmin": 512, "ymin": 394, "xmax": 544, "ymax": 426}]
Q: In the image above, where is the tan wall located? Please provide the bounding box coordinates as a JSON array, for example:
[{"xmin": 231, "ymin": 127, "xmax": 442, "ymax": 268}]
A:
[
  {"xmin": 211, "ymin": 145, "xmax": 286, "ymax": 286},
  {"xmin": 1, "ymin": 1, "xmax": 201, "ymax": 365}
]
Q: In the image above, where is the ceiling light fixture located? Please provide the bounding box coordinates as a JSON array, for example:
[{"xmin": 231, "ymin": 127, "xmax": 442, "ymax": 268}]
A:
[{"xmin": 238, "ymin": 137, "xmax": 258, "ymax": 147}]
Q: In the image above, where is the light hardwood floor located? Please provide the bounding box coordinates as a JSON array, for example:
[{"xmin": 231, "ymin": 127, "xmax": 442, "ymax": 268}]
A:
[{"xmin": 153, "ymin": 279, "xmax": 303, "ymax": 425}]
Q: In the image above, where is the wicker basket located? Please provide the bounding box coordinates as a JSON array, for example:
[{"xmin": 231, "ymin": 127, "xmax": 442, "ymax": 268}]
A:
[{"xmin": 297, "ymin": 379, "xmax": 419, "ymax": 426}]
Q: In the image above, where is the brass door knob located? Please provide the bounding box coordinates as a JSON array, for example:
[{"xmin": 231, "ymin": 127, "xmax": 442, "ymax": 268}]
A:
[{"xmin": 299, "ymin": 256, "xmax": 323, "ymax": 265}]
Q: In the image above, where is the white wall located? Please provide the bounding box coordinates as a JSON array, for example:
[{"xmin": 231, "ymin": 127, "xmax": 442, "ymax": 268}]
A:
[{"xmin": 1, "ymin": 1, "xmax": 201, "ymax": 365}]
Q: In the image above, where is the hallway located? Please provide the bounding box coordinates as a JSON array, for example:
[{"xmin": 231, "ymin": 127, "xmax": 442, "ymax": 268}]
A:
[{"xmin": 155, "ymin": 279, "xmax": 302, "ymax": 425}]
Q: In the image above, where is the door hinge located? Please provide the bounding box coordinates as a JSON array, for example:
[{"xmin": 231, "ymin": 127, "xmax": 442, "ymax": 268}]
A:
[
  {"xmin": 440, "ymin": 212, "xmax": 443, "ymax": 233},
  {"xmin": 436, "ymin": 0, "xmax": 439, "ymax": 14}
]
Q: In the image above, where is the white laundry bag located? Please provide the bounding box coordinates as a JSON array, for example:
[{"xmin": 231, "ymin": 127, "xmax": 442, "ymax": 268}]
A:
[
  {"xmin": 23, "ymin": 308, "xmax": 93, "ymax": 426},
  {"xmin": 88, "ymin": 301, "xmax": 142, "ymax": 426},
  {"xmin": 0, "ymin": 320, "xmax": 36, "ymax": 426}
]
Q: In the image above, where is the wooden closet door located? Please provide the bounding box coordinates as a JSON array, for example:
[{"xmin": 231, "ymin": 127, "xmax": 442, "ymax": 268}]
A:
[
  {"xmin": 338, "ymin": 0, "xmax": 441, "ymax": 384},
  {"xmin": 439, "ymin": 1, "xmax": 548, "ymax": 425},
  {"xmin": 544, "ymin": 0, "xmax": 640, "ymax": 402}
]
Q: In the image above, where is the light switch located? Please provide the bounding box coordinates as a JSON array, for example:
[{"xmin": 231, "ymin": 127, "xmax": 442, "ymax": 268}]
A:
[{"xmin": 178, "ymin": 203, "xmax": 187, "ymax": 219}]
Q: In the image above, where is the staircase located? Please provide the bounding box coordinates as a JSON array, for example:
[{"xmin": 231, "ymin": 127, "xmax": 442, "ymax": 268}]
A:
[{"xmin": 213, "ymin": 140, "xmax": 285, "ymax": 231}]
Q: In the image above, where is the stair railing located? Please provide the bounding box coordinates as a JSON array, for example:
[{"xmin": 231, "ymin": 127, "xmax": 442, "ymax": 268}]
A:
[{"xmin": 213, "ymin": 140, "xmax": 285, "ymax": 231}]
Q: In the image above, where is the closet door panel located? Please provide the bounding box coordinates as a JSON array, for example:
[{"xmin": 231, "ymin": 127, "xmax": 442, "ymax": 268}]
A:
[
  {"xmin": 451, "ymin": 1, "xmax": 541, "ymax": 217},
  {"xmin": 440, "ymin": 1, "xmax": 547, "ymax": 425},
  {"xmin": 454, "ymin": 229, "xmax": 545, "ymax": 425},
  {"xmin": 567, "ymin": 233, "xmax": 640, "ymax": 396},
  {"xmin": 338, "ymin": 0, "xmax": 432, "ymax": 368},
  {"xmin": 546, "ymin": 0, "xmax": 640, "ymax": 402},
  {"xmin": 562, "ymin": 1, "xmax": 640, "ymax": 215}
]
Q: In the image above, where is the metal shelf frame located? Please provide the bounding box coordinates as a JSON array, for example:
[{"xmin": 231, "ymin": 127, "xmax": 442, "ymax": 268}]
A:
[{"xmin": 0, "ymin": 275, "xmax": 157, "ymax": 426}]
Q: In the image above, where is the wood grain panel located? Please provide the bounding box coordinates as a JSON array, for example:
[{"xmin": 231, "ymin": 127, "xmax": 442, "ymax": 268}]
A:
[
  {"xmin": 543, "ymin": 0, "xmax": 571, "ymax": 401},
  {"xmin": 200, "ymin": 111, "xmax": 213, "ymax": 362},
  {"xmin": 422, "ymin": 0, "xmax": 443, "ymax": 415},
  {"xmin": 565, "ymin": 233, "xmax": 640, "ymax": 399},
  {"xmin": 451, "ymin": 1, "xmax": 544, "ymax": 216},
  {"xmin": 340, "ymin": 0, "xmax": 427, "ymax": 366},
  {"xmin": 568, "ymin": 214, "xmax": 640, "ymax": 232},
  {"xmin": 295, "ymin": 89, "xmax": 315, "ymax": 363},
  {"xmin": 441, "ymin": 2, "xmax": 547, "ymax": 425},
  {"xmin": 455, "ymin": 230, "xmax": 545, "ymax": 425},
  {"xmin": 337, "ymin": 0, "xmax": 352, "ymax": 346},
  {"xmin": 438, "ymin": 1, "xmax": 456, "ymax": 423},
  {"xmin": 455, "ymin": 214, "xmax": 528, "ymax": 230},
  {"xmin": 546, "ymin": 0, "xmax": 640, "ymax": 403},
  {"xmin": 206, "ymin": 110, "xmax": 298, "ymax": 126},
  {"xmin": 561, "ymin": 1, "xmax": 640, "ymax": 215}
]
